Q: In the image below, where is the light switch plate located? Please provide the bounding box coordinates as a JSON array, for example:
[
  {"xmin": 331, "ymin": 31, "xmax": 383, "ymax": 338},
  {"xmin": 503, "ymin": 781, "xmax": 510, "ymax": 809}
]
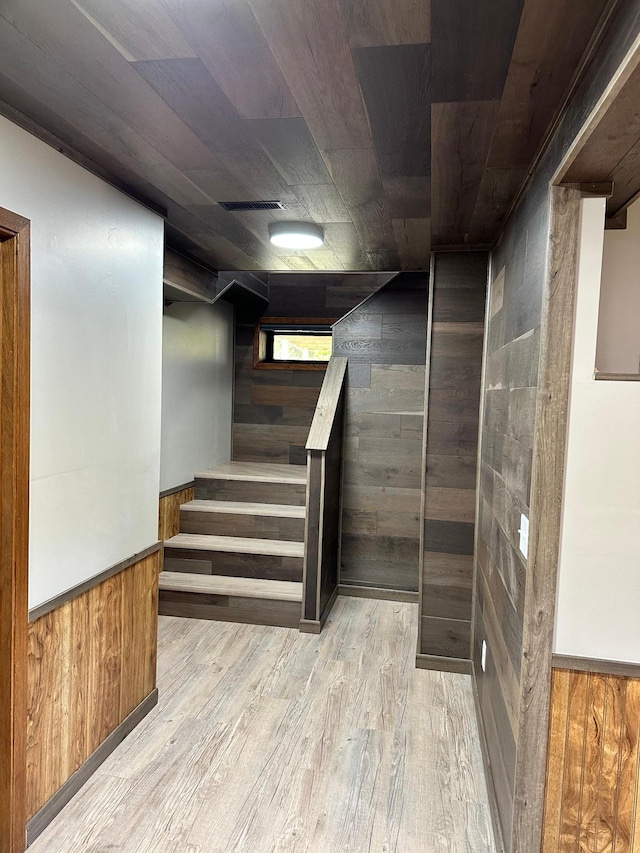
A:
[{"xmin": 519, "ymin": 514, "xmax": 529, "ymax": 558}]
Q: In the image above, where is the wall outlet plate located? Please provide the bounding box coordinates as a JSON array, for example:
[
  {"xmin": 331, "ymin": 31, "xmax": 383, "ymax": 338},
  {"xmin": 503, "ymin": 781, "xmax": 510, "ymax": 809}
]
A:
[
  {"xmin": 481, "ymin": 639, "xmax": 487, "ymax": 672},
  {"xmin": 519, "ymin": 514, "xmax": 529, "ymax": 559}
]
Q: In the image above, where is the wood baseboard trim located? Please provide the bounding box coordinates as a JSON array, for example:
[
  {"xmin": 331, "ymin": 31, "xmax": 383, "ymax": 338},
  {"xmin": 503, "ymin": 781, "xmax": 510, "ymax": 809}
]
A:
[
  {"xmin": 29, "ymin": 542, "xmax": 161, "ymax": 622},
  {"xmin": 320, "ymin": 586, "xmax": 339, "ymax": 626},
  {"xmin": 338, "ymin": 584, "xmax": 419, "ymax": 603},
  {"xmin": 300, "ymin": 586, "xmax": 339, "ymax": 634},
  {"xmin": 160, "ymin": 480, "xmax": 196, "ymax": 499},
  {"xmin": 552, "ymin": 653, "xmax": 640, "ymax": 678},
  {"xmin": 470, "ymin": 666, "xmax": 507, "ymax": 853},
  {"xmin": 415, "ymin": 653, "xmax": 473, "ymax": 675},
  {"xmin": 26, "ymin": 688, "xmax": 158, "ymax": 846}
]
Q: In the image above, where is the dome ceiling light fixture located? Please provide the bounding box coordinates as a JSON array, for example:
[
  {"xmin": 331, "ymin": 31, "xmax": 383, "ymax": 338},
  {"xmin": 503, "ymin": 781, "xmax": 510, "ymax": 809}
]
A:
[{"xmin": 268, "ymin": 221, "xmax": 325, "ymax": 250}]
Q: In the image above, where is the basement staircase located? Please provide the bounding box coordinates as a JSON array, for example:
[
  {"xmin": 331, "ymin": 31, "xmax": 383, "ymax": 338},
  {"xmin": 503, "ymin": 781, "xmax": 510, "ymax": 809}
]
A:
[{"xmin": 159, "ymin": 461, "xmax": 307, "ymax": 628}]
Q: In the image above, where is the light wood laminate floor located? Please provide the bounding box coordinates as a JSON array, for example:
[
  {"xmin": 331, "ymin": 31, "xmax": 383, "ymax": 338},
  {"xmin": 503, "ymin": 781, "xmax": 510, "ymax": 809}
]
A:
[{"xmin": 29, "ymin": 598, "xmax": 497, "ymax": 853}]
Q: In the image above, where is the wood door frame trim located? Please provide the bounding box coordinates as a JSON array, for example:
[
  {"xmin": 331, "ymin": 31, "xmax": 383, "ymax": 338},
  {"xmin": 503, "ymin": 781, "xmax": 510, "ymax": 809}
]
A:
[
  {"xmin": 510, "ymin": 186, "xmax": 583, "ymax": 853},
  {"xmin": 0, "ymin": 205, "xmax": 30, "ymax": 853},
  {"xmin": 509, "ymin": 35, "xmax": 640, "ymax": 852}
]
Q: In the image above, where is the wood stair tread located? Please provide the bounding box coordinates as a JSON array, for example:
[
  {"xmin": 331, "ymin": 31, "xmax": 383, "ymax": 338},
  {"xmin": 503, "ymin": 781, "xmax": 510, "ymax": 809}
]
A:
[
  {"xmin": 195, "ymin": 461, "xmax": 307, "ymax": 485},
  {"xmin": 164, "ymin": 533, "xmax": 304, "ymax": 558},
  {"xmin": 182, "ymin": 500, "xmax": 306, "ymax": 519},
  {"xmin": 159, "ymin": 571, "xmax": 303, "ymax": 602}
]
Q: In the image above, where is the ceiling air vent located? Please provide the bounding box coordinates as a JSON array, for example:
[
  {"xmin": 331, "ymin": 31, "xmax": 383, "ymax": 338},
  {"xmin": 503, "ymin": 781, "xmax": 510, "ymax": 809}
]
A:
[{"xmin": 218, "ymin": 200, "xmax": 284, "ymax": 212}]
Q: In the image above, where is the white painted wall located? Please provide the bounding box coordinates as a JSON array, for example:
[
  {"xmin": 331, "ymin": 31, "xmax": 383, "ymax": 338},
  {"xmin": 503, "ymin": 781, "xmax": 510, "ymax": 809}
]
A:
[
  {"xmin": 0, "ymin": 115, "xmax": 164, "ymax": 610},
  {"xmin": 555, "ymin": 197, "xmax": 640, "ymax": 663},
  {"xmin": 596, "ymin": 198, "xmax": 640, "ymax": 374},
  {"xmin": 160, "ymin": 302, "xmax": 233, "ymax": 491}
]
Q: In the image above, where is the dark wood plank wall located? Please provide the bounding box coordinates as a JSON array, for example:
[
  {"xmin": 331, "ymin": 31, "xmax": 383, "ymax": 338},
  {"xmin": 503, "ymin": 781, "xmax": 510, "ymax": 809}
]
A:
[
  {"xmin": 474, "ymin": 189, "xmax": 542, "ymax": 844},
  {"xmin": 472, "ymin": 5, "xmax": 640, "ymax": 850},
  {"xmin": 267, "ymin": 273, "xmax": 392, "ymax": 319},
  {"xmin": 334, "ymin": 272, "xmax": 429, "ymax": 592},
  {"xmin": 543, "ymin": 667, "xmax": 640, "ymax": 852},
  {"xmin": 421, "ymin": 253, "xmax": 486, "ymax": 660},
  {"xmin": 26, "ymin": 550, "xmax": 159, "ymax": 819},
  {"xmin": 232, "ymin": 273, "xmax": 390, "ymax": 465}
]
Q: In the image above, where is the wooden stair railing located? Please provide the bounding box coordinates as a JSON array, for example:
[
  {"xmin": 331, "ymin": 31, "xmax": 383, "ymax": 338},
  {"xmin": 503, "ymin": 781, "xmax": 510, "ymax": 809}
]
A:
[{"xmin": 300, "ymin": 357, "xmax": 347, "ymax": 633}]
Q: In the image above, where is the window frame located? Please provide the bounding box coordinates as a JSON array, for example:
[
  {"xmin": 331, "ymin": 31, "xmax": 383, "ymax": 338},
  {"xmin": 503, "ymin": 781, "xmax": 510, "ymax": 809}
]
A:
[{"xmin": 253, "ymin": 317, "xmax": 336, "ymax": 370}]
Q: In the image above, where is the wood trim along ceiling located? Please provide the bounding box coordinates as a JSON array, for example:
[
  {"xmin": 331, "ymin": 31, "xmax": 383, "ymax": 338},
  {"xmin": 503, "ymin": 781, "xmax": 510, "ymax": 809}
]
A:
[
  {"xmin": 0, "ymin": 205, "xmax": 30, "ymax": 853},
  {"xmin": 163, "ymin": 247, "xmax": 217, "ymax": 301}
]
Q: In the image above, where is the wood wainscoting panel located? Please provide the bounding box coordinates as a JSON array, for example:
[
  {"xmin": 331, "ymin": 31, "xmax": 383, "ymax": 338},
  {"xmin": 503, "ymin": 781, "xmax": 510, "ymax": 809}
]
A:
[
  {"xmin": 26, "ymin": 549, "xmax": 160, "ymax": 820},
  {"xmin": 159, "ymin": 485, "xmax": 195, "ymax": 541},
  {"xmin": 542, "ymin": 667, "xmax": 640, "ymax": 852}
]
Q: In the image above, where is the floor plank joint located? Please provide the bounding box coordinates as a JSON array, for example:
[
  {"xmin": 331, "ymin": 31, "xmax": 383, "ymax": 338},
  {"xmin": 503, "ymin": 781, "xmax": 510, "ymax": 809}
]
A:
[{"xmin": 28, "ymin": 598, "xmax": 497, "ymax": 853}]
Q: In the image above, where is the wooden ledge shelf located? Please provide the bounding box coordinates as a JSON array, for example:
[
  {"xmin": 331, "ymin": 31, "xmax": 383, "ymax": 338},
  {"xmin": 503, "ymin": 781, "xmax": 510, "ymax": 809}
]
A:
[{"xmin": 594, "ymin": 372, "xmax": 640, "ymax": 381}]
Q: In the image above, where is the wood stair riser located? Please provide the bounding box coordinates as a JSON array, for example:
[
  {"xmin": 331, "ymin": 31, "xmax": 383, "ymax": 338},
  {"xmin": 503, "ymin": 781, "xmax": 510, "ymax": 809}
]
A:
[
  {"xmin": 159, "ymin": 589, "xmax": 301, "ymax": 628},
  {"xmin": 163, "ymin": 548, "xmax": 303, "ymax": 582},
  {"xmin": 165, "ymin": 462, "xmax": 308, "ymax": 629},
  {"xmin": 180, "ymin": 510, "xmax": 305, "ymax": 541},
  {"xmin": 194, "ymin": 477, "xmax": 306, "ymax": 506}
]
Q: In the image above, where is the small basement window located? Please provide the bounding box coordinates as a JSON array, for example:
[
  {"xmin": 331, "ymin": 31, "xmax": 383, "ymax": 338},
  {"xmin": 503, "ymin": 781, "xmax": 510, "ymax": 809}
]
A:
[{"xmin": 254, "ymin": 318, "xmax": 333, "ymax": 369}]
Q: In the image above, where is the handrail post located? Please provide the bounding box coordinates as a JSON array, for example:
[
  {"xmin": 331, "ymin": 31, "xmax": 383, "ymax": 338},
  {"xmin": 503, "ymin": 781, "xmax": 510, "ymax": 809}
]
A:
[{"xmin": 300, "ymin": 357, "xmax": 347, "ymax": 633}]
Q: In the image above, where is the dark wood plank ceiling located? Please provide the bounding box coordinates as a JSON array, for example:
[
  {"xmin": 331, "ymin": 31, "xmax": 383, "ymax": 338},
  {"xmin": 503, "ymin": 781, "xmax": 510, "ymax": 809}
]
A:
[
  {"xmin": 430, "ymin": 0, "xmax": 608, "ymax": 248},
  {"xmin": 0, "ymin": 0, "xmax": 608, "ymax": 270}
]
